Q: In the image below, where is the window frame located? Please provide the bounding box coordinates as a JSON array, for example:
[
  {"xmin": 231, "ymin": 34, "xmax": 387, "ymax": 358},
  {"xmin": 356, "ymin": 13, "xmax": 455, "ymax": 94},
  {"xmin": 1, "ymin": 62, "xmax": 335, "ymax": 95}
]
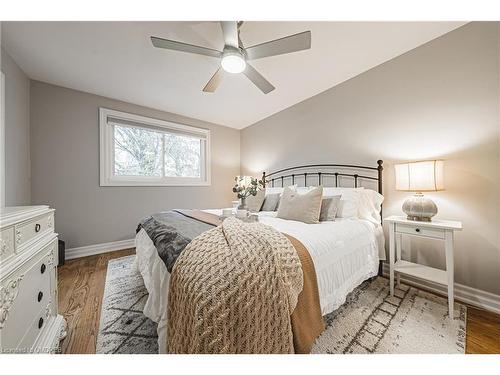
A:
[{"xmin": 99, "ymin": 108, "xmax": 211, "ymax": 186}]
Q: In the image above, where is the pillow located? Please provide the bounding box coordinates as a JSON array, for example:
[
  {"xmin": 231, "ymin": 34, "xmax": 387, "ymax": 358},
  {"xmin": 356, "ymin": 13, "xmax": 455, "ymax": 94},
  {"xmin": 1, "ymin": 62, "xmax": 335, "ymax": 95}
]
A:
[
  {"xmin": 277, "ymin": 186, "xmax": 323, "ymax": 224},
  {"xmin": 296, "ymin": 186, "xmax": 313, "ymax": 194},
  {"xmin": 246, "ymin": 189, "xmax": 266, "ymax": 212},
  {"xmin": 261, "ymin": 193, "xmax": 281, "ymax": 211},
  {"xmin": 265, "ymin": 187, "xmax": 284, "ymax": 196},
  {"xmin": 319, "ymin": 195, "xmax": 342, "ymax": 221},
  {"xmin": 323, "ymin": 187, "xmax": 364, "ymax": 218},
  {"xmin": 358, "ymin": 189, "xmax": 384, "ymax": 224}
]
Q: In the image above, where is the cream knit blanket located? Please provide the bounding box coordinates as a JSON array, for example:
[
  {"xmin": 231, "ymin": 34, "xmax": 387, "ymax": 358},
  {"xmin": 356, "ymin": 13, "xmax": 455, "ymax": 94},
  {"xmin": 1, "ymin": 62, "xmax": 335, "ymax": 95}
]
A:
[{"xmin": 167, "ymin": 217, "xmax": 304, "ymax": 354}]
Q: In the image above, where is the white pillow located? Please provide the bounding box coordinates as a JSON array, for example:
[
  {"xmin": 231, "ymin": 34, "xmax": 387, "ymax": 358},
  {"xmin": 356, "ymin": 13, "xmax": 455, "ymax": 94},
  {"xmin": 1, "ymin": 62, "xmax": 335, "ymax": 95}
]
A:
[
  {"xmin": 323, "ymin": 187, "xmax": 364, "ymax": 218},
  {"xmin": 296, "ymin": 186, "xmax": 313, "ymax": 194},
  {"xmin": 358, "ymin": 189, "xmax": 384, "ymax": 224},
  {"xmin": 265, "ymin": 187, "xmax": 285, "ymax": 196}
]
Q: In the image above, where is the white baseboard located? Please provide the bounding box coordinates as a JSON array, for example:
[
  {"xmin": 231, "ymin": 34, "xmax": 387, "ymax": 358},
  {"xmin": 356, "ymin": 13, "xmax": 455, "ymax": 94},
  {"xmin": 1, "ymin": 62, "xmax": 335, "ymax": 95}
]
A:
[
  {"xmin": 382, "ymin": 263, "xmax": 500, "ymax": 315},
  {"xmin": 65, "ymin": 238, "xmax": 135, "ymax": 260}
]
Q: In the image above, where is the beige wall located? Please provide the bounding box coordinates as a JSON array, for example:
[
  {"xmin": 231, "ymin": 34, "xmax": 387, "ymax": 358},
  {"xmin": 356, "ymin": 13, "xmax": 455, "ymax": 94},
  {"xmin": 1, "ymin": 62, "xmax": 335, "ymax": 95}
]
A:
[
  {"xmin": 30, "ymin": 81, "xmax": 240, "ymax": 248},
  {"xmin": 241, "ymin": 22, "xmax": 500, "ymax": 295},
  {"xmin": 1, "ymin": 47, "xmax": 31, "ymax": 206}
]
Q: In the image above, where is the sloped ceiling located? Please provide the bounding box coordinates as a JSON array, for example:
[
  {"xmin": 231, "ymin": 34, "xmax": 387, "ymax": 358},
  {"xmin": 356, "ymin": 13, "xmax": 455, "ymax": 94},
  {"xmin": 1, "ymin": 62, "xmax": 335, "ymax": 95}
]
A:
[{"xmin": 1, "ymin": 21, "xmax": 466, "ymax": 128}]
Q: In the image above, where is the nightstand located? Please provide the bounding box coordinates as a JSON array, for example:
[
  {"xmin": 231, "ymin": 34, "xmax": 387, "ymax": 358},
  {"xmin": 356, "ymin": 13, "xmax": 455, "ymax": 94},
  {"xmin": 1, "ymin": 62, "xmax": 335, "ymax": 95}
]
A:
[{"xmin": 383, "ymin": 215, "xmax": 463, "ymax": 318}]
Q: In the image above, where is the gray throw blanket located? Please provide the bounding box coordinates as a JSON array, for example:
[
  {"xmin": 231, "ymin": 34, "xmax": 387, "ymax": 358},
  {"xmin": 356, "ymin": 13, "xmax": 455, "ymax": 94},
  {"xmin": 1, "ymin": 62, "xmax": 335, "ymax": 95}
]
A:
[{"xmin": 136, "ymin": 211, "xmax": 215, "ymax": 272}]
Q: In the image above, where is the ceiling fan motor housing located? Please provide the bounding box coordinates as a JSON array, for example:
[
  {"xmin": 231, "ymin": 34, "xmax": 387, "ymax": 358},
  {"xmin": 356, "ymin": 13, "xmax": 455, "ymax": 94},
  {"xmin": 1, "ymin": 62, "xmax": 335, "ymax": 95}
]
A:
[{"xmin": 221, "ymin": 46, "xmax": 247, "ymax": 74}]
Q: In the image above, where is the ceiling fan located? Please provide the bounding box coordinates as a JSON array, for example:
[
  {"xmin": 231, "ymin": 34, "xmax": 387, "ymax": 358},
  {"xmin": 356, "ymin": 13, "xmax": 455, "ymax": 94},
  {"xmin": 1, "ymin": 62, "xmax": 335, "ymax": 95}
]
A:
[{"xmin": 150, "ymin": 21, "xmax": 311, "ymax": 94}]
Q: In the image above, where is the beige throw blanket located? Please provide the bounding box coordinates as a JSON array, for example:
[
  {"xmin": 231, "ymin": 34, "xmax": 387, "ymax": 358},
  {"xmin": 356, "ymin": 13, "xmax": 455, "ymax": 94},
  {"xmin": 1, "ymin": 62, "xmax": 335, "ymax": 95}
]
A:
[
  {"xmin": 285, "ymin": 234, "xmax": 325, "ymax": 353},
  {"xmin": 167, "ymin": 217, "xmax": 306, "ymax": 353},
  {"xmin": 174, "ymin": 209, "xmax": 325, "ymax": 353}
]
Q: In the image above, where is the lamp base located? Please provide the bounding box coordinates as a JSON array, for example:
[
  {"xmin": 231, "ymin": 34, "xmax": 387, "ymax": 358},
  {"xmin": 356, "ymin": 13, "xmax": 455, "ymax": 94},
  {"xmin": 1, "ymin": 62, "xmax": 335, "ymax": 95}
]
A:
[{"xmin": 402, "ymin": 193, "xmax": 437, "ymax": 222}]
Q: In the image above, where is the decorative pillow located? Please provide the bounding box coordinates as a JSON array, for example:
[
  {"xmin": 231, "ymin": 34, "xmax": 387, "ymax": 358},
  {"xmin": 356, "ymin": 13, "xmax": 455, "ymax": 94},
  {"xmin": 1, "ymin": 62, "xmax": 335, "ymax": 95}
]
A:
[
  {"xmin": 246, "ymin": 189, "xmax": 266, "ymax": 212},
  {"xmin": 319, "ymin": 195, "xmax": 342, "ymax": 221},
  {"xmin": 296, "ymin": 186, "xmax": 314, "ymax": 194},
  {"xmin": 261, "ymin": 193, "xmax": 281, "ymax": 211},
  {"xmin": 277, "ymin": 186, "xmax": 323, "ymax": 224}
]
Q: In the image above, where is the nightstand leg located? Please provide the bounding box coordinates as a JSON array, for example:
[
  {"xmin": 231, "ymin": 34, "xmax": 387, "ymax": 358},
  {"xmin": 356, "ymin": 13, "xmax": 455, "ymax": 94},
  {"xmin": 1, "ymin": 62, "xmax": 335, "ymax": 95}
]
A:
[
  {"xmin": 445, "ymin": 231, "xmax": 454, "ymax": 319},
  {"xmin": 389, "ymin": 223, "xmax": 395, "ymax": 296},
  {"xmin": 396, "ymin": 233, "xmax": 402, "ymax": 287}
]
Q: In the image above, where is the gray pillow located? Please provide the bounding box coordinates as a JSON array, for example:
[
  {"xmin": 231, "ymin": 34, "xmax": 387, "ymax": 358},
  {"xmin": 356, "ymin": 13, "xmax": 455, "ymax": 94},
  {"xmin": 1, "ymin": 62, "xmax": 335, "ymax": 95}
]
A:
[
  {"xmin": 246, "ymin": 189, "xmax": 266, "ymax": 212},
  {"xmin": 319, "ymin": 195, "xmax": 342, "ymax": 221},
  {"xmin": 261, "ymin": 193, "xmax": 281, "ymax": 211},
  {"xmin": 276, "ymin": 186, "xmax": 323, "ymax": 224}
]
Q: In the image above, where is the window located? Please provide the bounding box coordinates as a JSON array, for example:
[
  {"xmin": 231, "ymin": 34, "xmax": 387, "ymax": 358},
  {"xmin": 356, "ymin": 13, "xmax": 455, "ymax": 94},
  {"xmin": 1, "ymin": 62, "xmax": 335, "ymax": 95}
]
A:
[{"xmin": 100, "ymin": 108, "xmax": 210, "ymax": 186}]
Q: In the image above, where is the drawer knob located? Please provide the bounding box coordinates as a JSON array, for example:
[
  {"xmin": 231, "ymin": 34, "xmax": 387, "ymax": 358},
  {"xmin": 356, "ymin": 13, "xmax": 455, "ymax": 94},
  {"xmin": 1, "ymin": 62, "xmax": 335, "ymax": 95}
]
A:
[
  {"xmin": 40, "ymin": 263, "xmax": 46, "ymax": 274},
  {"xmin": 38, "ymin": 317, "xmax": 44, "ymax": 329},
  {"xmin": 38, "ymin": 291, "xmax": 43, "ymax": 302},
  {"xmin": 35, "ymin": 223, "xmax": 41, "ymax": 232},
  {"xmin": 415, "ymin": 228, "xmax": 421, "ymax": 233}
]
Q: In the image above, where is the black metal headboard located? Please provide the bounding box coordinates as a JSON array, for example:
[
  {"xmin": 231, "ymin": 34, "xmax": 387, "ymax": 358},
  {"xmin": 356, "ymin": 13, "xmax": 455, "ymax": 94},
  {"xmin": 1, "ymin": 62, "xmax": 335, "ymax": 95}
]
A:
[
  {"xmin": 262, "ymin": 160, "xmax": 384, "ymax": 275},
  {"xmin": 262, "ymin": 160, "xmax": 384, "ymax": 195}
]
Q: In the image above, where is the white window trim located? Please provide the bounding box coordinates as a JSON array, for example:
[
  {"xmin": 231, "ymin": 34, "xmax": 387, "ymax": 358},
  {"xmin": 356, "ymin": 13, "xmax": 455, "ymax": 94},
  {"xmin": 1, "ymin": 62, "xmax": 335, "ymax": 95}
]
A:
[{"xmin": 99, "ymin": 107, "xmax": 211, "ymax": 186}]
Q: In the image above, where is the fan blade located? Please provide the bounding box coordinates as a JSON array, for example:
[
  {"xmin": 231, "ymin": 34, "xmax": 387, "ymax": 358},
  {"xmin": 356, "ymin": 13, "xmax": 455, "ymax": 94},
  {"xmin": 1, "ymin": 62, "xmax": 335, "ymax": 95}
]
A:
[
  {"xmin": 244, "ymin": 31, "xmax": 311, "ymax": 60},
  {"xmin": 151, "ymin": 36, "xmax": 221, "ymax": 58},
  {"xmin": 243, "ymin": 63, "xmax": 275, "ymax": 94},
  {"xmin": 202, "ymin": 67, "xmax": 224, "ymax": 93},
  {"xmin": 220, "ymin": 21, "xmax": 239, "ymax": 48}
]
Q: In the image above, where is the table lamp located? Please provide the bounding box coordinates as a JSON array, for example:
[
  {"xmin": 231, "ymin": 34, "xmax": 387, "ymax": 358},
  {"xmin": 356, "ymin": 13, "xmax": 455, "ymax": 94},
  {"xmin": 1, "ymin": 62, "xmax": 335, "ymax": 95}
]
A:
[{"xmin": 395, "ymin": 160, "xmax": 444, "ymax": 222}]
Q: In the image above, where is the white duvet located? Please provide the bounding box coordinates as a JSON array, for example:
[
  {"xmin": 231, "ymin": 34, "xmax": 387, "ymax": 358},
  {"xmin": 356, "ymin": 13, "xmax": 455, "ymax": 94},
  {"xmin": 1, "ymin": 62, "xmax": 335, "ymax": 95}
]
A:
[{"xmin": 134, "ymin": 210, "xmax": 384, "ymax": 353}]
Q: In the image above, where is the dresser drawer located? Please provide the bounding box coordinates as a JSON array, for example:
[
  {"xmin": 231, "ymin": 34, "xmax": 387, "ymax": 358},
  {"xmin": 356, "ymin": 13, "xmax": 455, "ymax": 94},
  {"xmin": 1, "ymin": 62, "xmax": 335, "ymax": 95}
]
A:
[
  {"xmin": 16, "ymin": 306, "xmax": 50, "ymax": 353},
  {"xmin": 0, "ymin": 240, "xmax": 56, "ymax": 350},
  {"xmin": 15, "ymin": 212, "xmax": 54, "ymax": 250},
  {"xmin": 0, "ymin": 227, "xmax": 15, "ymax": 261},
  {"xmin": 395, "ymin": 223, "xmax": 445, "ymax": 239}
]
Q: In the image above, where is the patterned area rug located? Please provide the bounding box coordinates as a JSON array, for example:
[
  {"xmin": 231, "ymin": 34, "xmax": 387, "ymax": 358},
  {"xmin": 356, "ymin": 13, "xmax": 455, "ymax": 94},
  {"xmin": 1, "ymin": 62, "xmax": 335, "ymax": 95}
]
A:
[
  {"xmin": 96, "ymin": 255, "xmax": 158, "ymax": 354},
  {"xmin": 316, "ymin": 277, "xmax": 466, "ymax": 353},
  {"xmin": 96, "ymin": 255, "xmax": 466, "ymax": 354}
]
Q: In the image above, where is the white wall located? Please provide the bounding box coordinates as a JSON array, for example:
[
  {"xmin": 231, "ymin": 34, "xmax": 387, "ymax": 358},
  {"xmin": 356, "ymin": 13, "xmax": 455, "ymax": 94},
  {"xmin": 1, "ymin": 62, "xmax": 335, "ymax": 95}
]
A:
[
  {"xmin": 241, "ymin": 22, "xmax": 500, "ymax": 296},
  {"xmin": 1, "ymin": 47, "xmax": 31, "ymax": 206}
]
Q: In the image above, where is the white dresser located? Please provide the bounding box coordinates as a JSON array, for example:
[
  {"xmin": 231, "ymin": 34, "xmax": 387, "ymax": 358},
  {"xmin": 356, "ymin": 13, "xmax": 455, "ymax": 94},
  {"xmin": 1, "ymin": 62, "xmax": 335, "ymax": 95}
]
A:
[{"xmin": 0, "ymin": 206, "xmax": 66, "ymax": 353}]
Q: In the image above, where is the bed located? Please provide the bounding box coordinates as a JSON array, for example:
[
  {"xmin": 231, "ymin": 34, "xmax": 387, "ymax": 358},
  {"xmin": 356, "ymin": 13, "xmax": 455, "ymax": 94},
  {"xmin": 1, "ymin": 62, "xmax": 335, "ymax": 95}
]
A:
[{"xmin": 134, "ymin": 161, "xmax": 385, "ymax": 353}]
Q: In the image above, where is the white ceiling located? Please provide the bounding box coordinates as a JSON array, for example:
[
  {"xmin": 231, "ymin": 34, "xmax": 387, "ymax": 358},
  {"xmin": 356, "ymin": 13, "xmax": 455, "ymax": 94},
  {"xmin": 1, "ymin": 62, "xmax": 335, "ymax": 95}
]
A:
[{"xmin": 1, "ymin": 21, "xmax": 466, "ymax": 129}]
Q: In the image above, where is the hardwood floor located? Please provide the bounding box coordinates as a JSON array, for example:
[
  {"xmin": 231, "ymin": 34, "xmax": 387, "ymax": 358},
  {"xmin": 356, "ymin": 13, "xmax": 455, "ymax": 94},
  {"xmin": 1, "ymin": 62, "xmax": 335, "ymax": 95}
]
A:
[
  {"xmin": 466, "ymin": 306, "xmax": 500, "ymax": 353},
  {"xmin": 57, "ymin": 249, "xmax": 500, "ymax": 354},
  {"xmin": 58, "ymin": 248, "xmax": 135, "ymax": 354}
]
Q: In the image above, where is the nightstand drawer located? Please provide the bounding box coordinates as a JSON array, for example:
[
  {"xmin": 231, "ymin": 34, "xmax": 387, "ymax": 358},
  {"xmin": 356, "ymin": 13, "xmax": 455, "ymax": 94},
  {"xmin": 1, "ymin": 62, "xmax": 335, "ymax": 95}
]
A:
[{"xmin": 395, "ymin": 223, "xmax": 445, "ymax": 239}]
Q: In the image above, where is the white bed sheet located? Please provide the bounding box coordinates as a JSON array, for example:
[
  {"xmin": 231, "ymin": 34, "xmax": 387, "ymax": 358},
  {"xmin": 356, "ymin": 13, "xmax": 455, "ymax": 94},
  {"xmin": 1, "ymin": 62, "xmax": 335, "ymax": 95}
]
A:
[{"xmin": 134, "ymin": 210, "xmax": 384, "ymax": 353}]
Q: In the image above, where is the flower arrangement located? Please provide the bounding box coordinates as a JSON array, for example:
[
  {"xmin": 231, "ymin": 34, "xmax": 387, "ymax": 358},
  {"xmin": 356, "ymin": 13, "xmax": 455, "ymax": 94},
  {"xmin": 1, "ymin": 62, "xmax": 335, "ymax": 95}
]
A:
[{"xmin": 232, "ymin": 176, "xmax": 264, "ymax": 209}]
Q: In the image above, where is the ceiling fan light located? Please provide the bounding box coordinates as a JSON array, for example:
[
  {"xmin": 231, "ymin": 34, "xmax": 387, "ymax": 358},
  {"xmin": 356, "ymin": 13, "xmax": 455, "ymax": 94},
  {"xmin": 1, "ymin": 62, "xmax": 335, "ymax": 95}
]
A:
[{"xmin": 221, "ymin": 54, "xmax": 246, "ymax": 74}]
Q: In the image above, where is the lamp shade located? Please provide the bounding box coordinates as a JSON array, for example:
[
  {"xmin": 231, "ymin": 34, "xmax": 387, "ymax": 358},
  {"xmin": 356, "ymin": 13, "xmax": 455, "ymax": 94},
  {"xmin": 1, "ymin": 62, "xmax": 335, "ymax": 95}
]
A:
[{"xmin": 395, "ymin": 160, "xmax": 444, "ymax": 192}]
